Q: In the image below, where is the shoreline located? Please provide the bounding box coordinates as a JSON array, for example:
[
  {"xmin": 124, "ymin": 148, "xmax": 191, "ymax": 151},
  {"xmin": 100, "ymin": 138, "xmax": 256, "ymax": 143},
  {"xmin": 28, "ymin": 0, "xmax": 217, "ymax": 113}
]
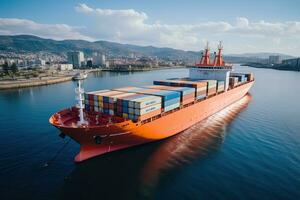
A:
[
  {"xmin": 242, "ymin": 63, "xmax": 300, "ymax": 72},
  {"xmin": 101, "ymin": 66, "xmax": 186, "ymax": 72},
  {"xmin": 0, "ymin": 76, "xmax": 73, "ymax": 90},
  {"xmin": 0, "ymin": 67, "xmax": 186, "ymax": 90}
]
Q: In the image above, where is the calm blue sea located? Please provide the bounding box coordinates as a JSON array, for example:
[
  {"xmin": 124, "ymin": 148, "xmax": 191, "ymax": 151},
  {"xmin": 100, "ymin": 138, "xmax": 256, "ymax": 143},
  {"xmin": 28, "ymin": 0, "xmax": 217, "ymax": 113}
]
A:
[{"xmin": 0, "ymin": 66, "xmax": 300, "ymax": 200}]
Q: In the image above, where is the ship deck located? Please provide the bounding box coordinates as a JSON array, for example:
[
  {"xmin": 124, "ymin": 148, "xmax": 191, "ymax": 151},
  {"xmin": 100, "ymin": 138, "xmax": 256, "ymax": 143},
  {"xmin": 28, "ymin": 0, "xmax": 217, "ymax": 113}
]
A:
[{"xmin": 49, "ymin": 80, "xmax": 254, "ymax": 129}]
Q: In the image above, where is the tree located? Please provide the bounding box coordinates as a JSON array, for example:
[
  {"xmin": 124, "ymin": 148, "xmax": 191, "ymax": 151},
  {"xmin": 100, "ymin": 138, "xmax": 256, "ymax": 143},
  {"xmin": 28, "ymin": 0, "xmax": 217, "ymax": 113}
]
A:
[
  {"xmin": 11, "ymin": 63, "xmax": 18, "ymax": 73},
  {"xmin": 2, "ymin": 62, "xmax": 9, "ymax": 75}
]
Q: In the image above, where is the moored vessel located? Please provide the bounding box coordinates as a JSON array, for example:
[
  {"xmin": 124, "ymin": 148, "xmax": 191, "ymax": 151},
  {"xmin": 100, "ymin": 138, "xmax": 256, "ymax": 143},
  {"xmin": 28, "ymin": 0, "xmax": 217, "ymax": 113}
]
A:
[
  {"xmin": 72, "ymin": 72, "xmax": 88, "ymax": 81},
  {"xmin": 49, "ymin": 42, "xmax": 254, "ymax": 162}
]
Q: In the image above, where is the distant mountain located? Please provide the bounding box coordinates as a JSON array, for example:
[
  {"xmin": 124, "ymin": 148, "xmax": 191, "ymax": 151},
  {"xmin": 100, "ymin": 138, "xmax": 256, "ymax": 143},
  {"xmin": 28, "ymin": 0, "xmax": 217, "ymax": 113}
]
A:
[
  {"xmin": 0, "ymin": 35, "xmax": 199, "ymax": 61},
  {"xmin": 0, "ymin": 35, "xmax": 295, "ymax": 62}
]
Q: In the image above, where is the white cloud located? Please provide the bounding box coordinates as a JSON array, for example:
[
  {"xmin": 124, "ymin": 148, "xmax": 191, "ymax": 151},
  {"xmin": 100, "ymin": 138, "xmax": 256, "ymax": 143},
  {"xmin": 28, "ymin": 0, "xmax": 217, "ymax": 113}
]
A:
[
  {"xmin": 0, "ymin": 18, "xmax": 93, "ymax": 41},
  {"xmin": 74, "ymin": 4, "xmax": 300, "ymax": 55},
  {"xmin": 0, "ymin": 4, "xmax": 300, "ymax": 55}
]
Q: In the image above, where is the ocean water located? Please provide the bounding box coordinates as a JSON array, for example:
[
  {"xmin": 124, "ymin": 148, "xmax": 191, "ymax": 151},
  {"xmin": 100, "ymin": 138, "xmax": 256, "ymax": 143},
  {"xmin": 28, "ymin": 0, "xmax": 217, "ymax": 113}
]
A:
[{"xmin": 0, "ymin": 66, "xmax": 300, "ymax": 200}]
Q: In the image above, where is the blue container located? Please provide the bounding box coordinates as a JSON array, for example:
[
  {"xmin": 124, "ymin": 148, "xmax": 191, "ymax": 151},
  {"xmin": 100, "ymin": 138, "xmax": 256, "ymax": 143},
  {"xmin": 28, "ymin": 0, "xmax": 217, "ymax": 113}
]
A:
[
  {"xmin": 153, "ymin": 80, "xmax": 172, "ymax": 86},
  {"xmin": 103, "ymin": 109, "xmax": 109, "ymax": 114},
  {"xmin": 151, "ymin": 90, "xmax": 180, "ymax": 101},
  {"xmin": 164, "ymin": 97, "xmax": 180, "ymax": 107},
  {"xmin": 122, "ymin": 100, "xmax": 129, "ymax": 107},
  {"xmin": 164, "ymin": 102, "xmax": 180, "ymax": 112},
  {"xmin": 103, "ymin": 96, "xmax": 109, "ymax": 103},
  {"xmin": 128, "ymin": 114, "xmax": 135, "ymax": 120},
  {"xmin": 122, "ymin": 106, "xmax": 129, "ymax": 113}
]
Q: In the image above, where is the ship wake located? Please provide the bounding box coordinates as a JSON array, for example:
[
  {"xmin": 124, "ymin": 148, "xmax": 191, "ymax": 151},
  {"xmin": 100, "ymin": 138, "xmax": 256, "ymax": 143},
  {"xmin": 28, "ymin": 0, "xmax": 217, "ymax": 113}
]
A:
[{"xmin": 140, "ymin": 93, "xmax": 252, "ymax": 195}]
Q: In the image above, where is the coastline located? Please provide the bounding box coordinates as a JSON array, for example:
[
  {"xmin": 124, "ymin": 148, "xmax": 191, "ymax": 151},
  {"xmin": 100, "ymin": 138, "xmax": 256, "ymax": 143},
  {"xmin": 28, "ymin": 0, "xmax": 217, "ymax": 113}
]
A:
[
  {"xmin": 0, "ymin": 76, "xmax": 73, "ymax": 90},
  {"xmin": 101, "ymin": 66, "xmax": 186, "ymax": 72},
  {"xmin": 0, "ymin": 69, "xmax": 102, "ymax": 90},
  {"xmin": 242, "ymin": 63, "xmax": 300, "ymax": 72},
  {"xmin": 0, "ymin": 67, "xmax": 186, "ymax": 90}
]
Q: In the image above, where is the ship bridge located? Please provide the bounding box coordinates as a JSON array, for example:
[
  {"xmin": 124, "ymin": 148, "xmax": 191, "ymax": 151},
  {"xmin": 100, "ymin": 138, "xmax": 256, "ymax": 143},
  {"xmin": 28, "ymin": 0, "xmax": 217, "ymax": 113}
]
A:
[{"xmin": 189, "ymin": 42, "xmax": 232, "ymax": 91}]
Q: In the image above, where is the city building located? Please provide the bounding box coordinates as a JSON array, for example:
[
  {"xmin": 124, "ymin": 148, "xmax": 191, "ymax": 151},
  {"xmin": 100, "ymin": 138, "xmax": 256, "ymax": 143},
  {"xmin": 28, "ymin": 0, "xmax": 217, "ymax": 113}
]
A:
[
  {"xmin": 269, "ymin": 55, "xmax": 281, "ymax": 64},
  {"xmin": 35, "ymin": 59, "xmax": 46, "ymax": 66},
  {"xmin": 86, "ymin": 60, "xmax": 93, "ymax": 68},
  {"xmin": 67, "ymin": 51, "xmax": 84, "ymax": 67},
  {"xmin": 92, "ymin": 52, "xmax": 106, "ymax": 66},
  {"xmin": 58, "ymin": 63, "xmax": 73, "ymax": 71}
]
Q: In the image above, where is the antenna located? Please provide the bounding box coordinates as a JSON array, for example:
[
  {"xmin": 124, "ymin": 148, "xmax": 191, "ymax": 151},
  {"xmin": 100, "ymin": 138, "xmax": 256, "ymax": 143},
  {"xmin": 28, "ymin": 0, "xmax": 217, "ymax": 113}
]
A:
[
  {"xmin": 75, "ymin": 80, "xmax": 87, "ymax": 126},
  {"xmin": 205, "ymin": 41, "xmax": 210, "ymax": 50},
  {"xmin": 218, "ymin": 41, "xmax": 223, "ymax": 50}
]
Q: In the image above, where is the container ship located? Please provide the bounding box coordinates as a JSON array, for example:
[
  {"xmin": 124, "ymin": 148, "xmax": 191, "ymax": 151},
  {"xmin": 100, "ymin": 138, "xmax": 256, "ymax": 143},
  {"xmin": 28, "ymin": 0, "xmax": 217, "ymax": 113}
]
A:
[{"xmin": 49, "ymin": 42, "xmax": 254, "ymax": 162}]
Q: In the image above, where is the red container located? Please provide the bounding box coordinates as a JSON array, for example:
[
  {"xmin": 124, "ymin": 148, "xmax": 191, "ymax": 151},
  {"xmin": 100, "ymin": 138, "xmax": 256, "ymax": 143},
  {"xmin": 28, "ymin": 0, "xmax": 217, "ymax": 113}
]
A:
[
  {"xmin": 103, "ymin": 103, "xmax": 109, "ymax": 109},
  {"xmin": 88, "ymin": 94, "xmax": 94, "ymax": 100},
  {"xmin": 89, "ymin": 100, "xmax": 94, "ymax": 106},
  {"xmin": 108, "ymin": 104, "xmax": 115, "ymax": 109},
  {"xmin": 182, "ymin": 93, "xmax": 195, "ymax": 101},
  {"xmin": 89, "ymin": 106, "xmax": 94, "ymax": 112},
  {"xmin": 117, "ymin": 99, "xmax": 122, "ymax": 106},
  {"xmin": 117, "ymin": 106, "xmax": 122, "ymax": 113},
  {"xmin": 182, "ymin": 97, "xmax": 194, "ymax": 105}
]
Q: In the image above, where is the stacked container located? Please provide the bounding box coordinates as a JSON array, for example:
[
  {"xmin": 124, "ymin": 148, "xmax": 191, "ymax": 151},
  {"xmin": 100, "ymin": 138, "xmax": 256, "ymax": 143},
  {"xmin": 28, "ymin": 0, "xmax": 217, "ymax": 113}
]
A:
[
  {"xmin": 229, "ymin": 77, "xmax": 238, "ymax": 88},
  {"xmin": 143, "ymin": 85, "xmax": 195, "ymax": 105},
  {"xmin": 230, "ymin": 73, "xmax": 247, "ymax": 83},
  {"xmin": 84, "ymin": 90, "xmax": 111, "ymax": 112},
  {"xmin": 117, "ymin": 94, "xmax": 162, "ymax": 121},
  {"xmin": 217, "ymin": 81, "xmax": 225, "ymax": 93},
  {"xmin": 205, "ymin": 80, "xmax": 217, "ymax": 96},
  {"xmin": 114, "ymin": 87, "xmax": 181, "ymax": 112},
  {"xmin": 153, "ymin": 79, "xmax": 208, "ymax": 100},
  {"xmin": 245, "ymin": 73, "xmax": 254, "ymax": 81}
]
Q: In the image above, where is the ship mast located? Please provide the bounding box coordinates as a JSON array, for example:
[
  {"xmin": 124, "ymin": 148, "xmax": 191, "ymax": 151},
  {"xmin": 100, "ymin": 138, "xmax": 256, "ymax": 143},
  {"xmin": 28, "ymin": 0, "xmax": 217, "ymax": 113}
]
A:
[
  {"xmin": 199, "ymin": 42, "xmax": 211, "ymax": 66},
  {"xmin": 213, "ymin": 41, "xmax": 224, "ymax": 66},
  {"xmin": 75, "ymin": 80, "xmax": 87, "ymax": 126}
]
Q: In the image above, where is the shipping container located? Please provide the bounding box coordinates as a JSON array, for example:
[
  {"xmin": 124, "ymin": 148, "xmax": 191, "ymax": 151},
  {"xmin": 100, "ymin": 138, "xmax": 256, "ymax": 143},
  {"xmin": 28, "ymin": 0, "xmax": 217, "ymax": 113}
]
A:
[
  {"xmin": 196, "ymin": 93, "xmax": 206, "ymax": 100},
  {"xmin": 154, "ymin": 79, "xmax": 208, "ymax": 99},
  {"xmin": 164, "ymin": 97, "xmax": 180, "ymax": 107},
  {"xmin": 229, "ymin": 77, "xmax": 238, "ymax": 87},
  {"xmin": 134, "ymin": 103, "xmax": 161, "ymax": 116},
  {"xmin": 113, "ymin": 86, "xmax": 145, "ymax": 93},
  {"xmin": 84, "ymin": 90, "xmax": 110, "ymax": 101},
  {"xmin": 182, "ymin": 97, "xmax": 195, "ymax": 105},
  {"xmin": 144, "ymin": 85, "xmax": 195, "ymax": 96},
  {"xmin": 164, "ymin": 102, "xmax": 180, "ymax": 112},
  {"xmin": 138, "ymin": 109, "xmax": 161, "ymax": 121},
  {"xmin": 245, "ymin": 73, "xmax": 254, "ymax": 81},
  {"xmin": 133, "ymin": 95, "xmax": 162, "ymax": 109},
  {"xmin": 217, "ymin": 81, "xmax": 225, "ymax": 92}
]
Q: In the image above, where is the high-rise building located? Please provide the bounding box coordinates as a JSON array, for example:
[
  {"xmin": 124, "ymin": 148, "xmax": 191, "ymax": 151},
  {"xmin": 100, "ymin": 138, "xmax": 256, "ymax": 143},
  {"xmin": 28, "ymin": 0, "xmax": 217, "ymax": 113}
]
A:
[
  {"xmin": 67, "ymin": 51, "xmax": 84, "ymax": 67},
  {"xmin": 92, "ymin": 52, "xmax": 106, "ymax": 66}
]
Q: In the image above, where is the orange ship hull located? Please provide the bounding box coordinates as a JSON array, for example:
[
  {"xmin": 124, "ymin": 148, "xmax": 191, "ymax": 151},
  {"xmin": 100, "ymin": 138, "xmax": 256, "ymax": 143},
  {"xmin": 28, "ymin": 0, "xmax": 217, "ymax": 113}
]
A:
[{"xmin": 49, "ymin": 81, "xmax": 254, "ymax": 162}]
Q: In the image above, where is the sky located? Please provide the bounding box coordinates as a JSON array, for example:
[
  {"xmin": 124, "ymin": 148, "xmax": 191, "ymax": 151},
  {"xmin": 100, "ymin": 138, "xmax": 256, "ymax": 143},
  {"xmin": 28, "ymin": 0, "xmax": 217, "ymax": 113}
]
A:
[{"xmin": 0, "ymin": 0, "xmax": 299, "ymax": 56}]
